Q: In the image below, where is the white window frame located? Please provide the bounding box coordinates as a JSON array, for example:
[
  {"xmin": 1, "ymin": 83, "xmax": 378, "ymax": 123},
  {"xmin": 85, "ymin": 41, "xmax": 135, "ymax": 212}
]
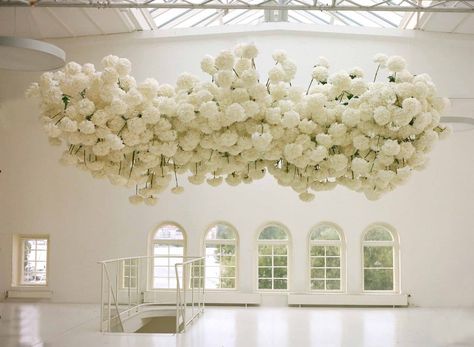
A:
[
  {"xmin": 308, "ymin": 223, "xmax": 346, "ymax": 292},
  {"xmin": 361, "ymin": 224, "xmax": 400, "ymax": 293},
  {"xmin": 202, "ymin": 222, "xmax": 239, "ymax": 291},
  {"xmin": 121, "ymin": 258, "xmax": 139, "ymax": 289},
  {"xmin": 256, "ymin": 223, "xmax": 291, "ymax": 292},
  {"xmin": 18, "ymin": 236, "xmax": 50, "ymax": 287},
  {"xmin": 148, "ymin": 222, "xmax": 187, "ymax": 291}
]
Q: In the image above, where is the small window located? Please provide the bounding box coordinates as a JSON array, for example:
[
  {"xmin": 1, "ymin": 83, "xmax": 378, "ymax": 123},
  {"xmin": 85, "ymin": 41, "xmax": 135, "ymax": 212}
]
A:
[
  {"xmin": 309, "ymin": 224, "xmax": 344, "ymax": 291},
  {"xmin": 362, "ymin": 225, "xmax": 399, "ymax": 292},
  {"xmin": 203, "ymin": 223, "xmax": 238, "ymax": 290},
  {"xmin": 151, "ymin": 224, "xmax": 186, "ymax": 289},
  {"xmin": 20, "ymin": 237, "xmax": 49, "ymax": 286},
  {"xmin": 257, "ymin": 224, "xmax": 290, "ymax": 291}
]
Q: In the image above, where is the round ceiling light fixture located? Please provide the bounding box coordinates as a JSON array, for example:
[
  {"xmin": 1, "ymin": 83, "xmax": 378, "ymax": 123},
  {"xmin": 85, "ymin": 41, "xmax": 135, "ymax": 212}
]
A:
[{"xmin": 0, "ymin": 36, "xmax": 65, "ymax": 71}]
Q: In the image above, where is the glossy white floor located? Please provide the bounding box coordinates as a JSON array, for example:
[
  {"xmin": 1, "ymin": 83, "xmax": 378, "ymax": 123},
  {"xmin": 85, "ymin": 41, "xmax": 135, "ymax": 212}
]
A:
[{"xmin": 0, "ymin": 303, "xmax": 473, "ymax": 347}]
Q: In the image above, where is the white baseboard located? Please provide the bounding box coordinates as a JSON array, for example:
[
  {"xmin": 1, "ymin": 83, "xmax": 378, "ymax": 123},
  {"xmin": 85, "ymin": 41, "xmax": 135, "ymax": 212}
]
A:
[
  {"xmin": 6, "ymin": 289, "xmax": 53, "ymax": 299},
  {"xmin": 288, "ymin": 293, "xmax": 409, "ymax": 306}
]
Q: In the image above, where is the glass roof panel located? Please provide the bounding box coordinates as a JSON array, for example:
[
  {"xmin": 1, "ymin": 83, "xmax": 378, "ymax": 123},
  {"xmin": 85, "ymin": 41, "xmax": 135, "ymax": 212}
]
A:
[{"xmin": 142, "ymin": 0, "xmax": 456, "ymax": 30}]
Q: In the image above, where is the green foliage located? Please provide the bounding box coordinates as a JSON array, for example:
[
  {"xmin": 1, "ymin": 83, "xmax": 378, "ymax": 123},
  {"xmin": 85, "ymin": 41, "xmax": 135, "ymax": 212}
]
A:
[
  {"xmin": 364, "ymin": 246, "xmax": 393, "ymax": 267},
  {"xmin": 258, "ymin": 226, "xmax": 287, "ymax": 240},
  {"xmin": 364, "ymin": 227, "xmax": 393, "ymax": 241},
  {"xmin": 364, "ymin": 246, "xmax": 394, "ymax": 290},
  {"xmin": 61, "ymin": 94, "xmax": 70, "ymax": 110},
  {"xmin": 364, "ymin": 269, "xmax": 393, "ymax": 290},
  {"xmin": 311, "ymin": 225, "xmax": 340, "ymax": 241}
]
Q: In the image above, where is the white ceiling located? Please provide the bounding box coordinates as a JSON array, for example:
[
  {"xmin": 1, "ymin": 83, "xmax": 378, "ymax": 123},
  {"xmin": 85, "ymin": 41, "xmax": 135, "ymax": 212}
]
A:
[
  {"xmin": 0, "ymin": 5, "xmax": 473, "ymax": 38},
  {"xmin": 0, "ymin": 7, "xmax": 154, "ymax": 38}
]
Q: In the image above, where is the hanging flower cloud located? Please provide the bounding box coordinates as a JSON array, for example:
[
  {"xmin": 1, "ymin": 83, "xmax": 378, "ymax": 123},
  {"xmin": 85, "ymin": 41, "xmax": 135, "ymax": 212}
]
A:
[{"xmin": 27, "ymin": 43, "xmax": 451, "ymax": 205}]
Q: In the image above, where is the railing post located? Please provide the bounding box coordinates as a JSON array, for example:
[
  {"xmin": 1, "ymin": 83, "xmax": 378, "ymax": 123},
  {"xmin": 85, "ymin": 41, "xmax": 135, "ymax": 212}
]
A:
[
  {"xmin": 100, "ymin": 263, "xmax": 104, "ymax": 332},
  {"xmin": 183, "ymin": 262, "xmax": 187, "ymax": 332},
  {"xmin": 191, "ymin": 262, "xmax": 195, "ymax": 318},
  {"xmin": 127, "ymin": 259, "xmax": 131, "ymax": 310},
  {"xmin": 107, "ymin": 267, "xmax": 111, "ymax": 332},
  {"xmin": 135, "ymin": 258, "xmax": 139, "ymax": 309}
]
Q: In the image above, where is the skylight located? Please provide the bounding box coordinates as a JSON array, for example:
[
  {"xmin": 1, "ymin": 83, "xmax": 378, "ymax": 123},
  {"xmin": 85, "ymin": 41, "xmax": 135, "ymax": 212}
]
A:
[{"xmin": 145, "ymin": 0, "xmax": 430, "ymax": 30}]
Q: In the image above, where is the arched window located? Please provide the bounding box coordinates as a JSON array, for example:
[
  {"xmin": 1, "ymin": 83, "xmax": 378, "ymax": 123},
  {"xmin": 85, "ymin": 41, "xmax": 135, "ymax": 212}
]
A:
[
  {"xmin": 362, "ymin": 224, "xmax": 399, "ymax": 292},
  {"xmin": 309, "ymin": 223, "xmax": 345, "ymax": 291},
  {"xmin": 203, "ymin": 223, "xmax": 238, "ymax": 290},
  {"xmin": 151, "ymin": 223, "xmax": 186, "ymax": 289},
  {"xmin": 257, "ymin": 224, "xmax": 290, "ymax": 291}
]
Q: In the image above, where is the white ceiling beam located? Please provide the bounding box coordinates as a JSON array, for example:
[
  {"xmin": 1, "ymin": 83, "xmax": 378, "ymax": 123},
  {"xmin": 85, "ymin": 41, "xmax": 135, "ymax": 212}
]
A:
[
  {"xmin": 45, "ymin": 8, "xmax": 75, "ymax": 37},
  {"xmin": 2, "ymin": 1, "xmax": 474, "ymax": 13},
  {"xmin": 81, "ymin": 8, "xmax": 106, "ymax": 35}
]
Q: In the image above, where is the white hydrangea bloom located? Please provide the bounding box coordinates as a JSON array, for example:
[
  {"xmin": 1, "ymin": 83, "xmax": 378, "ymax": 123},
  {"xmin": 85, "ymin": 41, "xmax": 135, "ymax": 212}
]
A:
[
  {"xmin": 386, "ymin": 56, "xmax": 407, "ymax": 73},
  {"xmin": 29, "ymin": 44, "xmax": 449, "ymax": 205}
]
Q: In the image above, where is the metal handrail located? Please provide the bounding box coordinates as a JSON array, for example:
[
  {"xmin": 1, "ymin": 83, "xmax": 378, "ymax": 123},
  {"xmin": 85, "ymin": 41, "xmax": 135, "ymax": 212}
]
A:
[
  {"xmin": 99, "ymin": 255, "xmax": 205, "ymax": 333},
  {"xmin": 175, "ymin": 257, "xmax": 205, "ymax": 333},
  {"xmin": 98, "ymin": 255, "xmax": 202, "ymax": 264}
]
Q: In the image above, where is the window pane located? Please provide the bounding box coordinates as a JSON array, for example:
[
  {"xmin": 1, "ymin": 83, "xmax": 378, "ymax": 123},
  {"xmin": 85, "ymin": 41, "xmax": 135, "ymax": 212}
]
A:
[
  {"xmin": 326, "ymin": 280, "xmax": 340, "ymax": 290},
  {"xmin": 221, "ymin": 266, "xmax": 235, "ymax": 277},
  {"xmin": 258, "ymin": 279, "xmax": 272, "ymax": 289},
  {"xmin": 221, "ymin": 278, "xmax": 235, "ymax": 288},
  {"xmin": 258, "ymin": 256, "xmax": 272, "ymax": 266},
  {"xmin": 273, "ymin": 245, "xmax": 287, "ymax": 255},
  {"xmin": 273, "ymin": 279, "xmax": 287, "ymax": 290},
  {"xmin": 326, "ymin": 268, "xmax": 340, "ymax": 279},
  {"xmin": 221, "ymin": 256, "xmax": 234, "ymax": 264},
  {"xmin": 364, "ymin": 227, "xmax": 393, "ymax": 241},
  {"xmin": 206, "ymin": 224, "xmax": 236, "ymax": 240},
  {"xmin": 364, "ymin": 269, "xmax": 393, "ymax": 290},
  {"xmin": 155, "ymin": 225, "xmax": 184, "ymax": 240},
  {"xmin": 311, "ymin": 280, "xmax": 325, "ymax": 290},
  {"xmin": 311, "ymin": 225, "xmax": 340, "ymax": 241},
  {"xmin": 310, "ymin": 246, "xmax": 325, "ymax": 256},
  {"xmin": 364, "ymin": 246, "xmax": 393, "ymax": 267},
  {"xmin": 274, "ymin": 267, "xmax": 287, "ymax": 278},
  {"xmin": 311, "ymin": 257, "xmax": 325, "ymax": 267},
  {"xmin": 258, "ymin": 245, "xmax": 272, "ymax": 255},
  {"xmin": 22, "ymin": 238, "xmax": 48, "ymax": 285},
  {"xmin": 273, "ymin": 256, "xmax": 287, "ymax": 266},
  {"xmin": 311, "ymin": 268, "xmax": 324, "ymax": 278},
  {"xmin": 326, "ymin": 257, "xmax": 340, "ymax": 267},
  {"xmin": 154, "ymin": 256, "xmax": 168, "ymax": 266},
  {"xmin": 205, "ymin": 241, "xmax": 236, "ymax": 289},
  {"xmin": 258, "ymin": 226, "xmax": 288, "ymax": 240},
  {"xmin": 154, "ymin": 245, "xmax": 169, "ymax": 256},
  {"xmin": 221, "ymin": 245, "xmax": 236, "ymax": 256},
  {"xmin": 169, "ymin": 244, "xmax": 184, "ymax": 256},
  {"xmin": 206, "ymin": 245, "xmax": 219, "ymax": 256},
  {"xmin": 36, "ymin": 240, "xmax": 47, "ymax": 250},
  {"xmin": 154, "ymin": 267, "xmax": 169, "ymax": 277},
  {"xmin": 258, "ymin": 267, "xmax": 272, "ymax": 278},
  {"xmin": 36, "ymin": 251, "xmax": 47, "ymax": 261},
  {"xmin": 154, "ymin": 278, "xmax": 168, "ymax": 288},
  {"xmin": 205, "ymin": 277, "xmax": 219, "ymax": 289},
  {"xmin": 326, "ymin": 246, "xmax": 340, "ymax": 256}
]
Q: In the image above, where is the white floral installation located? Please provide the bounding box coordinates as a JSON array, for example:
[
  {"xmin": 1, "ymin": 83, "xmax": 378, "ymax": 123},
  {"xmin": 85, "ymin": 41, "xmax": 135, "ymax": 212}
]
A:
[{"xmin": 27, "ymin": 43, "xmax": 451, "ymax": 205}]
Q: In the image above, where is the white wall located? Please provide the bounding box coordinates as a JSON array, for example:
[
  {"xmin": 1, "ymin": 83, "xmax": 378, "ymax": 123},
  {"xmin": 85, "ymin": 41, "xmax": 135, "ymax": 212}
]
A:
[{"xmin": 1, "ymin": 23, "xmax": 473, "ymax": 307}]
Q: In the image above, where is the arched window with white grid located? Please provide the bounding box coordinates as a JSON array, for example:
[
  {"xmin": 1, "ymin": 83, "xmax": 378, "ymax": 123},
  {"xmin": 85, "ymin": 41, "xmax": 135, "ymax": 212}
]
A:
[
  {"xmin": 309, "ymin": 223, "xmax": 345, "ymax": 292},
  {"xmin": 362, "ymin": 224, "xmax": 400, "ymax": 292},
  {"xmin": 257, "ymin": 224, "xmax": 290, "ymax": 291},
  {"xmin": 151, "ymin": 223, "xmax": 186, "ymax": 289},
  {"xmin": 203, "ymin": 223, "xmax": 238, "ymax": 290}
]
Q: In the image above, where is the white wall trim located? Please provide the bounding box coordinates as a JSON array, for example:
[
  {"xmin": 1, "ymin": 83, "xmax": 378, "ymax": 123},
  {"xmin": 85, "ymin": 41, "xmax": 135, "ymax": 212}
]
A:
[
  {"xmin": 6, "ymin": 289, "xmax": 53, "ymax": 299},
  {"xmin": 288, "ymin": 293, "xmax": 408, "ymax": 306}
]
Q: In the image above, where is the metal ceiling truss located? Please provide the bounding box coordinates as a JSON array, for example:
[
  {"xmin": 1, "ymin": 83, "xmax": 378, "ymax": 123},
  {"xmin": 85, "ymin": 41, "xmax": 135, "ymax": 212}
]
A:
[{"xmin": 1, "ymin": 0, "xmax": 474, "ymax": 13}]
